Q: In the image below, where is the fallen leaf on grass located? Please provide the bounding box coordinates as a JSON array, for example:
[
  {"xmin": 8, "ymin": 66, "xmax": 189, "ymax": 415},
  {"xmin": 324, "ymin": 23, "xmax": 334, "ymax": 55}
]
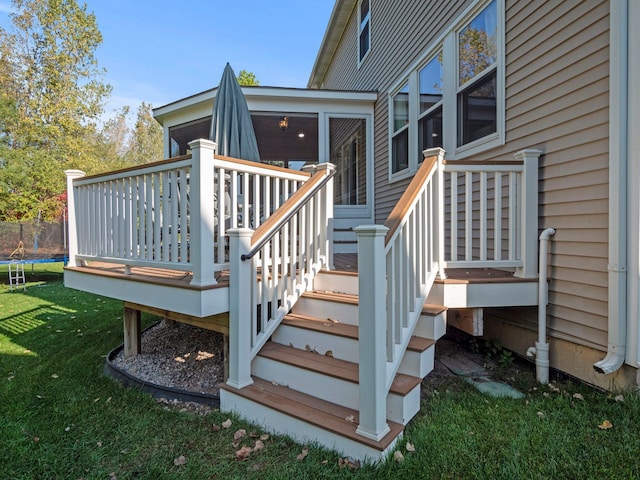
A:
[
  {"xmin": 598, "ymin": 420, "xmax": 613, "ymax": 430},
  {"xmin": 572, "ymin": 393, "xmax": 584, "ymax": 401},
  {"xmin": 394, "ymin": 451, "xmax": 405, "ymax": 463},
  {"xmin": 96, "ymin": 441, "xmax": 103, "ymax": 447},
  {"xmin": 536, "ymin": 411, "xmax": 545, "ymax": 419},
  {"xmin": 51, "ymin": 374, "xmax": 59, "ymax": 379},
  {"xmin": 233, "ymin": 429, "xmax": 247, "ymax": 442},
  {"xmin": 252, "ymin": 439, "xmax": 265, "ymax": 452},
  {"xmin": 338, "ymin": 457, "xmax": 360, "ymax": 469},
  {"xmin": 33, "ymin": 437, "xmax": 40, "ymax": 444},
  {"xmin": 406, "ymin": 442, "xmax": 416, "ymax": 452},
  {"xmin": 109, "ymin": 473, "xmax": 117, "ymax": 480},
  {"xmin": 615, "ymin": 394, "xmax": 624, "ymax": 403},
  {"xmin": 173, "ymin": 455, "xmax": 187, "ymax": 466},
  {"xmin": 296, "ymin": 447, "xmax": 309, "ymax": 461},
  {"xmin": 259, "ymin": 433, "xmax": 269, "ymax": 441},
  {"xmin": 211, "ymin": 424, "xmax": 221, "ymax": 432},
  {"xmin": 222, "ymin": 419, "xmax": 232, "ymax": 429},
  {"xmin": 235, "ymin": 445, "xmax": 252, "ymax": 461},
  {"xmin": 64, "ymin": 426, "xmax": 71, "ymax": 432}
]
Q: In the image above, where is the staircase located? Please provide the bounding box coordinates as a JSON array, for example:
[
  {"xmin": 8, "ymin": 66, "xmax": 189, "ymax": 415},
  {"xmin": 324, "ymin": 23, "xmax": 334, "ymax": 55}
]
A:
[{"xmin": 219, "ymin": 269, "xmax": 447, "ymax": 461}]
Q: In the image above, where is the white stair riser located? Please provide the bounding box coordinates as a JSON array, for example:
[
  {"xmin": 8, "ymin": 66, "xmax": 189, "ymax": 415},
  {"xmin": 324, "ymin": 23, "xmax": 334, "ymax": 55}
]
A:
[
  {"xmin": 414, "ymin": 312, "xmax": 447, "ymax": 340},
  {"xmin": 314, "ymin": 272, "xmax": 359, "ymax": 295},
  {"xmin": 252, "ymin": 356, "xmax": 418, "ymax": 425},
  {"xmin": 399, "ymin": 345, "xmax": 435, "ymax": 378},
  {"xmin": 292, "ymin": 297, "xmax": 359, "ymax": 325},
  {"xmin": 220, "ymin": 389, "xmax": 401, "ymax": 462},
  {"xmin": 272, "ymin": 324, "xmax": 359, "ymax": 363},
  {"xmin": 387, "ymin": 384, "xmax": 421, "ymax": 425}
]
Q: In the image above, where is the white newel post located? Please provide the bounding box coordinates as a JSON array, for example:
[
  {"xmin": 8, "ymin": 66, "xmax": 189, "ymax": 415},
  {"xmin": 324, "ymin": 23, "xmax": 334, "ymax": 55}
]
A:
[
  {"xmin": 514, "ymin": 149, "xmax": 542, "ymax": 278},
  {"xmin": 426, "ymin": 148, "xmax": 446, "ymax": 280},
  {"xmin": 227, "ymin": 228, "xmax": 255, "ymax": 389},
  {"xmin": 189, "ymin": 139, "xmax": 217, "ymax": 286},
  {"xmin": 354, "ymin": 225, "xmax": 391, "ymax": 441},
  {"xmin": 316, "ymin": 163, "xmax": 335, "ymax": 270},
  {"xmin": 64, "ymin": 169, "xmax": 86, "ymax": 267}
]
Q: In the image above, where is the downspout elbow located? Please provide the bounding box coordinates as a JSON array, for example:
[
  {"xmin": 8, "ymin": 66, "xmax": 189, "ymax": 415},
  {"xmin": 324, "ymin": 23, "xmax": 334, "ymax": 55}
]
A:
[
  {"xmin": 539, "ymin": 227, "xmax": 556, "ymax": 241},
  {"xmin": 593, "ymin": 346, "xmax": 626, "ymax": 374}
]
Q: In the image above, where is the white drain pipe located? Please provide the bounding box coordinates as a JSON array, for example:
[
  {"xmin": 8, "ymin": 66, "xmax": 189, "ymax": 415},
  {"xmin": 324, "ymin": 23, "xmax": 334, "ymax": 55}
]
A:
[{"xmin": 527, "ymin": 228, "xmax": 556, "ymax": 384}]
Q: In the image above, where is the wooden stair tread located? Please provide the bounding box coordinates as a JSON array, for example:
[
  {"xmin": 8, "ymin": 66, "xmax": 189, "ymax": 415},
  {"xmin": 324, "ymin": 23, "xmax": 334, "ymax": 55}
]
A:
[
  {"xmin": 259, "ymin": 342, "xmax": 421, "ymax": 396},
  {"xmin": 407, "ymin": 336, "xmax": 436, "ymax": 352},
  {"xmin": 284, "ymin": 314, "xmax": 435, "ymax": 351},
  {"xmin": 302, "ymin": 290, "xmax": 359, "ymax": 305},
  {"xmin": 219, "ymin": 378, "xmax": 404, "ymax": 451},
  {"xmin": 422, "ymin": 303, "xmax": 447, "ymax": 316},
  {"xmin": 283, "ymin": 313, "xmax": 358, "ymax": 339}
]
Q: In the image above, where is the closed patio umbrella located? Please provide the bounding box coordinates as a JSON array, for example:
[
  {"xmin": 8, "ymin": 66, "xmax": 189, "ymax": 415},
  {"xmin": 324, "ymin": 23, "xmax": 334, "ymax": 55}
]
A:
[{"xmin": 209, "ymin": 63, "xmax": 261, "ymax": 162}]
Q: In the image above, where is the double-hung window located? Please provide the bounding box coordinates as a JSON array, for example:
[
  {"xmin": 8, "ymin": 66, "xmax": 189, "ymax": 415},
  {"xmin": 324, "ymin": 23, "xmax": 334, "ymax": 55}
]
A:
[
  {"xmin": 389, "ymin": 0, "xmax": 503, "ymax": 180},
  {"xmin": 418, "ymin": 54, "xmax": 444, "ymax": 159},
  {"xmin": 358, "ymin": 0, "xmax": 371, "ymax": 63}
]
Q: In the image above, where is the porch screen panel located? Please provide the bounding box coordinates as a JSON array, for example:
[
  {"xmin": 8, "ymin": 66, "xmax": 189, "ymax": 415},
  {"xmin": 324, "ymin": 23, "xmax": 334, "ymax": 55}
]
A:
[{"xmin": 329, "ymin": 117, "xmax": 367, "ymax": 206}]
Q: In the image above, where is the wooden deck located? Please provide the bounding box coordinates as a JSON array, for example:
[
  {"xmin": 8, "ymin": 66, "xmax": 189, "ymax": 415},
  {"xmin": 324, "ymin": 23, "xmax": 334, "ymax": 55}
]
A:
[{"xmin": 65, "ymin": 254, "xmax": 530, "ymax": 290}]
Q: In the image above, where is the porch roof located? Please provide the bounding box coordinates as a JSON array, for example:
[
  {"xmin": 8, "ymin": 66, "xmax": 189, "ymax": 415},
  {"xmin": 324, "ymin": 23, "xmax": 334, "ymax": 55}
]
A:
[{"xmin": 153, "ymin": 85, "xmax": 377, "ymax": 126}]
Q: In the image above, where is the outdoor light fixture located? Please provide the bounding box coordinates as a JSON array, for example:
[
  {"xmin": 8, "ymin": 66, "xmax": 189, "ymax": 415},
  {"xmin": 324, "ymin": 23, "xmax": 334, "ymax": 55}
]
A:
[
  {"xmin": 298, "ymin": 132, "xmax": 305, "ymax": 138},
  {"xmin": 279, "ymin": 116, "xmax": 289, "ymax": 131}
]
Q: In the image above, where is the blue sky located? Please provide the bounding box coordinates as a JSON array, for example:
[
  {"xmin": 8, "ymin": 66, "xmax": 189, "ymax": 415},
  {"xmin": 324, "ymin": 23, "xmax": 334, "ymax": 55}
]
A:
[{"xmin": 0, "ymin": 1, "xmax": 334, "ymax": 118}]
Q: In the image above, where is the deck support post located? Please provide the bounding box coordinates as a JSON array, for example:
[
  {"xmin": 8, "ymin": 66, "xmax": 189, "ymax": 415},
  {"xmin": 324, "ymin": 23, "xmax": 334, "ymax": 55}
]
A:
[
  {"xmin": 354, "ymin": 225, "xmax": 391, "ymax": 442},
  {"xmin": 189, "ymin": 139, "xmax": 218, "ymax": 286},
  {"xmin": 227, "ymin": 228, "xmax": 255, "ymax": 389},
  {"xmin": 514, "ymin": 149, "xmax": 542, "ymax": 278},
  {"xmin": 123, "ymin": 305, "xmax": 141, "ymax": 357},
  {"xmin": 64, "ymin": 169, "xmax": 86, "ymax": 268}
]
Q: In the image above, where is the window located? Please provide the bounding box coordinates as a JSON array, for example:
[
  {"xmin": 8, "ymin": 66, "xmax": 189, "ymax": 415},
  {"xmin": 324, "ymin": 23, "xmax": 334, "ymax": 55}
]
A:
[
  {"xmin": 358, "ymin": 0, "xmax": 371, "ymax": 63},
  {"xmin": 418, "ymin": 54, "xmax": 444, "ymax": 158},
  {"xmin": 457, "ymin": 0, "xmax": 497, "ymax": 146},
  {"xmin": 391, "ymin": 83, "xmax": 409, "ymax": 173},
  {"xmin": 388, "ymin": 0, "xmax": 503, "ymax": 179}
]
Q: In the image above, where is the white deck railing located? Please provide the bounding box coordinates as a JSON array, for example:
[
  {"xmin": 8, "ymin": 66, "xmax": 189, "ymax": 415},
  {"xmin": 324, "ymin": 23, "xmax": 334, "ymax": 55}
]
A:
[
  {"xmin": 226, "ymin": 164, "xmax": 335, "ymax": 389},
  {"xmin": 440, "ymin": 149, "xmax": 541, "ymax": 278},
  {"xmin": 354, "ymin": 147, "xmax": 541, "ymax": 441},
  {"xmin": 65, "ymin": 139, "xmax": 310, "ymax": 286},
  {"xmin": 354, "ymin": 148, "xmax": 442, "ymax": 442}
]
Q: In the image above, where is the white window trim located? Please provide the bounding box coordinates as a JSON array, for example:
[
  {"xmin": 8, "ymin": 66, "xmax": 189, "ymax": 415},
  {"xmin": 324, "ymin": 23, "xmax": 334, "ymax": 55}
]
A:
[
  {"xmin": 387, "ymin": 0, "xmax": 505, "ymax": 183},
  {"xmin": 358, "ymin": 0, "xmax": 371, "ymax": 67}
]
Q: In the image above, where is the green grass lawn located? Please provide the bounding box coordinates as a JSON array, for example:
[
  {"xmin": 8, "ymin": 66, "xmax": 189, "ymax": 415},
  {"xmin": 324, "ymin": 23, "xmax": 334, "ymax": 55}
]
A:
[{"xmin": 1, "ymin": 264, "xmax": 640, "ymax": 479}]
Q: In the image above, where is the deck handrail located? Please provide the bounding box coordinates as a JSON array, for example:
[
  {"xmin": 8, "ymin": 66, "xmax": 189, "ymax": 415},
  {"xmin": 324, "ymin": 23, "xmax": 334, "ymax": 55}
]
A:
[
  {"xmin": 440, "ymin": 149, "xmax": 541, "ymax": 278},
  {"xmin": 354, "ymin": 148, "xmax": 443, "ymax": 442},
  {"xmin": 241, "ymin": 167, "xmax": 336, "ymax": 260},
  {"xmin": 226, "ymin": 163, "xmax": 335, "ymax": 389}
]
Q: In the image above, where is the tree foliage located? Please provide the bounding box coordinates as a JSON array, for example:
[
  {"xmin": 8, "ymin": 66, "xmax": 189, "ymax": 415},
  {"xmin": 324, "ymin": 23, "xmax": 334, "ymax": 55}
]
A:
[
  {"xmin": 237, "ymin": 69, "xmax": 260, "ymax": 86},
  {"xmin": 0, "ymin": 0, "xmax": 112, "ymax": 221}
]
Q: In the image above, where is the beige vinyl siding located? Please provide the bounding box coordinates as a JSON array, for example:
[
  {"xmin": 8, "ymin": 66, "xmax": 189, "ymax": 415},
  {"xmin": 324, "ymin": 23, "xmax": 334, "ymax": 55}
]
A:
[
  {"xmin": 320, "ymin": 0, "xmax": 610, "ymax": 351},
  {"xmin": 321, "ymin": 1, "xmax": 474, "ymax": 222}
]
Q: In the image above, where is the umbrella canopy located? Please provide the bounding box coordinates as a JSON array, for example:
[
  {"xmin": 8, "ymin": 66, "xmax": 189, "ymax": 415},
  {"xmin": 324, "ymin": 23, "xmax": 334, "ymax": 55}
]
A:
[{"xmin": 209, "ymin": 63, "xmax": 261, "ymax": 162}]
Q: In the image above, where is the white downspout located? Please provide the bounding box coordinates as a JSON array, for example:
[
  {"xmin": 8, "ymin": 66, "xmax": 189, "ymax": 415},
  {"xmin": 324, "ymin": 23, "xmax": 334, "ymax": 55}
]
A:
[
  {"xmin": 594, "ymin": 0, "xmax": 628, "ymax": 375},
  {"xmin": 527, "ymin": 228, "xmax": 556, "ymax": 384}
]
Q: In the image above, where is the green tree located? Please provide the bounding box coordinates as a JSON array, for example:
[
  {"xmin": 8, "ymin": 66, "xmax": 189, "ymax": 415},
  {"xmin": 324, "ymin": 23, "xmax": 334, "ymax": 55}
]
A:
[
  {"xmin": 237, "ymin": 69, "xmax": 260, "ymax": 86},
  {"xmin": 0, "ymin": 0, "xmax": 111, "ymax": 220},
  {"xmin": 126, "ymin": 102, "xmax": 163, "ymax": 165}
]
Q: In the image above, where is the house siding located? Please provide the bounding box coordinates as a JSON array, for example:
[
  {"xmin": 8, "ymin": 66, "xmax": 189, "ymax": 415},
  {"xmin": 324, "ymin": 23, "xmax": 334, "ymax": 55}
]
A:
[{"xmin": 319, "ymin": 1, "xmax": 611, "ymax": 356}]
